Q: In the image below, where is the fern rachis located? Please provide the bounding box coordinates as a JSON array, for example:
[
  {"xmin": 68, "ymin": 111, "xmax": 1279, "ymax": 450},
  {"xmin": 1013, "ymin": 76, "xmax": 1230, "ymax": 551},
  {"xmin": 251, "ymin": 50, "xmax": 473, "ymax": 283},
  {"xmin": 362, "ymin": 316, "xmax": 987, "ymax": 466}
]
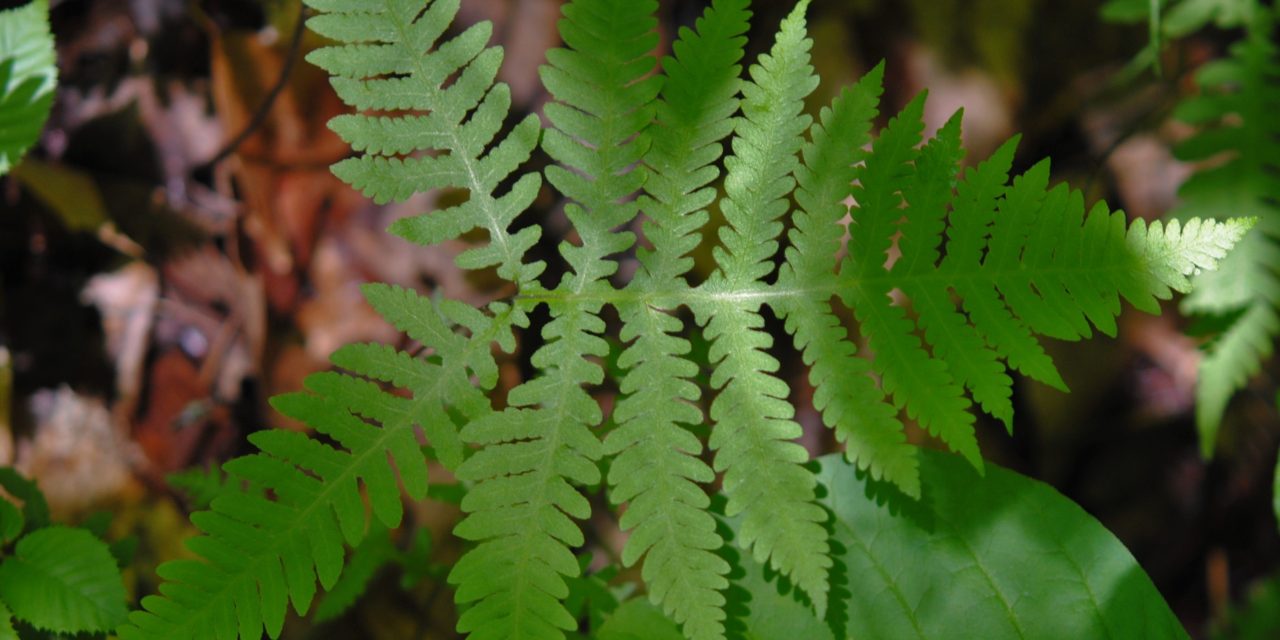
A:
[{"xmin": 121, "ymin": 1, "xmax": 1251, "ymax": 639}]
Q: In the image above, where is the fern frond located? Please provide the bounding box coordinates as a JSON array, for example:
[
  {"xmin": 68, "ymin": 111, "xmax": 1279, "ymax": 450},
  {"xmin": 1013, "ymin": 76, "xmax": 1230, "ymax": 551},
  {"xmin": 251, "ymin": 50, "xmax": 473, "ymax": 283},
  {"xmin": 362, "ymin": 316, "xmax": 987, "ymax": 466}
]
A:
[
  {"xmin": 447, "ymin": 1, "xmax": 659, "ymax": 637},
  {"xmin": 695, "ymin": 0, "xmax": 832, "ymax": 614},
  {"xmin": 605, "ymin": 1, "xmax": 751, "ymax": 638},
  {"xmin": 130, "ymin": 2, "xmax": 1258, "ymax": 639},
  {"xmin": 900, "ymin": 113, "xmax": 1015, "ymax": 430},
  {"xmin": 121, "ymin": 374, "xmax": 429, "ymax": 639},
  {"xmin": 121, "ymin": 284, "xmax": 510, "ymax": 640},
  {"xmin": 358, "ymin": 283, "xmax": 516, "ymax": 470},
  {"xmin": 305, "ymin": 0, "xmax": 544, "ymax": 284},
  {"xmin": 1164, "ymin": 12, "xmax": 1280, "ymax": 454}
]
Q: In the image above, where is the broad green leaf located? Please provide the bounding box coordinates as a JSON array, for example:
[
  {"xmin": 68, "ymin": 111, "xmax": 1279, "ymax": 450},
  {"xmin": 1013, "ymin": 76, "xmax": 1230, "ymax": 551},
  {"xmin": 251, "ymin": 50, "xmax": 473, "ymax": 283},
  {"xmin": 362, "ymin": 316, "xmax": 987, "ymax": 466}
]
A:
[
  {"xmin": 0, "ymin": 601, "xmax": 16, "ymax": 640},
  {"xmin": 596, "ymin": 599, "xmax": 684, "ymax": 640},
  {"xmin": 0, "ymin": 526, "xmax": 128, "ymax": 634},
  {"xmin": 721, "ymin": 450, "xmax": 1187, "ymax": 639},
  {"xmin": 9, "ymin": 159, "xmax": 110, "ymax": 231},
  {"xmin": 0, "ymin": 0, "xmax": 56, "ymax": 176},
  {"xmin": 0, "ymin": 498, "xmax": 19, "ymax": 543}
]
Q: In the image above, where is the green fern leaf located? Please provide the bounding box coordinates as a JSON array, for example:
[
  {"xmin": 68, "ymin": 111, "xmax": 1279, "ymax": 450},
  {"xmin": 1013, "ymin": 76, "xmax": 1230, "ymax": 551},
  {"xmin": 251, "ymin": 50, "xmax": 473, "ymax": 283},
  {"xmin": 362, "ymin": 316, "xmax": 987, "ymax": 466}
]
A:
[
  {"xmin": 447, "ymin": 0, "xmax": 659, "ymax": 637},
  {"xmin": 940, "ymin": 136, "xmax": 1067, "ymax": 391},
  {"xmin": 120, "ymin": 293, "xmax": 499, "ymax": 639},
  {"xmin": 350, "ymin": 283, "xmax": 514, "ymax": 470},
  {"xmin": 0, "ymin": 526, "xmax": 128, "ymax": 634},
  {"xmin": 128, "ymin": 1, "xmax": 1256, "ymax": 638},
  {"xmin": 306, "ymin": 0, "xmax": 544, "ymax": 284},
  {"xmin": 605, "ymin": 1, "xmax": 751, "ymax": 638},
  {"xmin": 167, "ymin": 464, "xmax": 233, "ymax": 510},
  {"xmin": 311, "ymin": 520, "xmax": 398, "ymax": 623},
  {"xmin": 0, "ymin": 0, "xmax": 56, "ymax": 176},
  {"xmin": 695, "ymin": 0, "xmax": 832, "ymax": 615},
  {"xmin": 123, "ymin": 1, "xmax": 542, "ymax": 634},
  {"xmin": 1164, "ymin": 12, "xmax": 1280, "ymax": 454}
]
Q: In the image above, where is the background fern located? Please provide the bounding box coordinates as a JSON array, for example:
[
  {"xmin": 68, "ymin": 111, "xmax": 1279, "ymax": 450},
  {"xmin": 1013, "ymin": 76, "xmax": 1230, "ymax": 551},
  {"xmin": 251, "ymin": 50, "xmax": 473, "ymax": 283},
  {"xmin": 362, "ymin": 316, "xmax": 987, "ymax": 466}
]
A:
[
  {"xmin": 1168, "ymin": 9, "xmax": 1280, "ymax": 454},
  {"xmin": 120, "ymin": 1, "xmax": 1252, "ymax": 639}
]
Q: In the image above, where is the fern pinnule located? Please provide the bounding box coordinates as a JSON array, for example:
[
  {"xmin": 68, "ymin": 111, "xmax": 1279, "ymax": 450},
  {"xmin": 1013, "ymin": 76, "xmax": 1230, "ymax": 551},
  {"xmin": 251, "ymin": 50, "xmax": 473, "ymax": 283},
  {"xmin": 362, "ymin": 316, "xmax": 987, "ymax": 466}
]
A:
[
  {"xmin": 939, "ymin": 137, "xmax": 1068, "ymax": 393},
  {"xmin": 447, "ymin": 0, "xmax": 660, "ymax": 637},
  {"xmin": 840, "ymin": 93, "xmax": 983, "ymax": 471},
  {"xmin": 605, "ymin": 1, "xmax": 751, "ymax": 638},
  {"xmin": 305, "ymin": 0, "xmax": 543, "ymax": 284},
  {"xmin": 898, "ymin": 114, "xmax": 1015, "ymax": 430},
  {"xmin": 696, "ymin": 0, "xmax": 832, "ymax": 615},
  {"xmin": 776, "ymin": 63, "xmax": 922, "ymax": 496},
  {"xmin": 357, "ymin": 283, "xmax": 519, "ymax": 470},
  {"xmin": 814, "ymin": 88, "xmax": 1249, "ymax": 487}
]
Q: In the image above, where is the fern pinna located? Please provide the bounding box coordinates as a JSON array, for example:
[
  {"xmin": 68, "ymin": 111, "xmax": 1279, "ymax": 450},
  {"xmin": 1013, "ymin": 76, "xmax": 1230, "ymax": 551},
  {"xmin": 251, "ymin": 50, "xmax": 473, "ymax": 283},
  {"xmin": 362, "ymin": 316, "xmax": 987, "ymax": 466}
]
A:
[{"xmin": 122, "ymin": 1, "xmax": 1248, "ymax": 639}]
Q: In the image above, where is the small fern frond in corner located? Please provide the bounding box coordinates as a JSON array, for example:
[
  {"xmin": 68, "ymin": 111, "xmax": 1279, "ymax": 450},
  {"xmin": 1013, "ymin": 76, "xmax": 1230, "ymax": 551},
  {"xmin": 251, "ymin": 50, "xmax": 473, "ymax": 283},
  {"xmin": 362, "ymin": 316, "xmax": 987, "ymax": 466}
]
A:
[
  {"xmin": 447, "ymin": 0, "xmax": 659, "ymax": 637},
  {"xmin": 694, "ymin": 0, "xmax": 832, "ymax": 615}
]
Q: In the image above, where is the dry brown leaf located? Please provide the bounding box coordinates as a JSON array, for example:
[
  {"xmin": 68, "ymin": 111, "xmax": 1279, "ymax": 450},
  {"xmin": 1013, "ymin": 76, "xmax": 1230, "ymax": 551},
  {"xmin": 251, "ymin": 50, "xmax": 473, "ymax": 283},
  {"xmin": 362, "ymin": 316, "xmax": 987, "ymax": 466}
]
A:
[
  {"xmin": 81, "ymin": 261, "xmax": 159, "ymax": 422},
  {"xmin": 133, "ymin": 350, "xmax": 236, "ymax": 475},
  {"xmin": 296, "ymin": 237, "xmax": 399, "ymax": 362},
  {"xmin": 17, "ymin": 387, "xmax": 141, "ymax": 519}
]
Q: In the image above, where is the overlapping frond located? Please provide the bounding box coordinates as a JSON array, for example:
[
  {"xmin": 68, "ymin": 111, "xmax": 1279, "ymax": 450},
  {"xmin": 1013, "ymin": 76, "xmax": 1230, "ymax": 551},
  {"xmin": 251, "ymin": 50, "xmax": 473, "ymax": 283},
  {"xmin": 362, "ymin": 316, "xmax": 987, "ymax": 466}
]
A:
[
  {"xmin": 305, "ymin": 0, "xmax": 543, "ymax": 284},
  {"xmin": 605, "ymin": 2, "xmax": 750, "ymax": 638},
  {"xmin": 787, "ymin": 93, "xmax": 1251, "ymax": 490},
  {"xmin": 840, "ymin": 94, "xmax": 983, "ymax": 472},
  {"xmin": 694, "ymin": 0, "xmax": 832, "ymax": 615},
  {"xmin": 447, "ymin": 1, "xmax": 659, "ymax": 637},
  {"xmin": 776, "ymin": 64, "xmax": 921, "ymax": 496},
  {"xmin": 1164, "ymin": 12, "xmax": 1280, "ymax": 453}
]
